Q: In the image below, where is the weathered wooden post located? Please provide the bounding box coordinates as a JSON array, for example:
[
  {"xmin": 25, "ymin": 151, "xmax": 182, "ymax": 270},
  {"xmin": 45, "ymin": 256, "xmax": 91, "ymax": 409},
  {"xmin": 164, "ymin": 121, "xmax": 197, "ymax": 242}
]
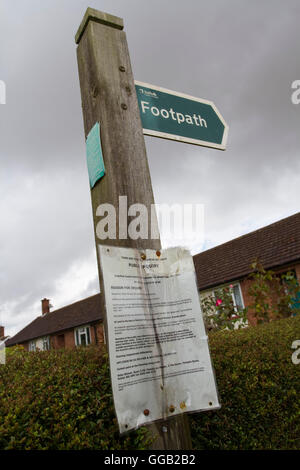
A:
[{"xmin": 75, "ymin": 8, "xmax": 192, "ymax": 450}]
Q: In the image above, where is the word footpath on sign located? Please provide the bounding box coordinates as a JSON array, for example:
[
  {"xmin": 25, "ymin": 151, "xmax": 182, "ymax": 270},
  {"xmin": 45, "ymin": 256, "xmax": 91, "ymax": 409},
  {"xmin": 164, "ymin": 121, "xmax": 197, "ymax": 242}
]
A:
[
  {"xmin": 99, "ymin": 245, "xmax": 220, "ymax": 433},
  {"xmin": 135, "ymin": 81, "xmax": 228, "ymax": 150}
]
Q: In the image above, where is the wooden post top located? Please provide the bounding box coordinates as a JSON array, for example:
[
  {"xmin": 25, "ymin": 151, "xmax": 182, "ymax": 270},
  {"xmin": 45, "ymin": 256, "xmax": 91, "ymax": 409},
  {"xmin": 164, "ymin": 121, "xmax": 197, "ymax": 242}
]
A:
[{"xmin": 75, "ymin": 8, "xmax": 124, "ymax": 44}]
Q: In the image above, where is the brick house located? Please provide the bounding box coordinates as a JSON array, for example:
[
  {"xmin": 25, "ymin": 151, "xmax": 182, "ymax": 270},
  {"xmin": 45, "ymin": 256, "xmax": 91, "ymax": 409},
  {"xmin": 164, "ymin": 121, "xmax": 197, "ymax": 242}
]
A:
[
  {"xmin": 6, "ymin": 212, "xmax": 300, "ymax": 349},
  {"xmin": 193, "ymin": 212, "xmax": 300, "ymax": 325},
  {"xmin": 6, "ymin": 294, "xmax": 104, "ymax": 351}
]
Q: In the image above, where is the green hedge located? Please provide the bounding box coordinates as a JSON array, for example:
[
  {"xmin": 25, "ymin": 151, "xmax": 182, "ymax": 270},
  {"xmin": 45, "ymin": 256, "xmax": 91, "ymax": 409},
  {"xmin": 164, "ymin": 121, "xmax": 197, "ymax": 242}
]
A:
[
  {"xmin": 0, "ymin": 345, "xmax": 150, "ymax": 450},
  {"xmin": 0, "ymin": 316, "xmax": 299, "ymax": 450},
  {"xmin": 190, "ymin": 316, "xmax": 300, "ymax": 450}
]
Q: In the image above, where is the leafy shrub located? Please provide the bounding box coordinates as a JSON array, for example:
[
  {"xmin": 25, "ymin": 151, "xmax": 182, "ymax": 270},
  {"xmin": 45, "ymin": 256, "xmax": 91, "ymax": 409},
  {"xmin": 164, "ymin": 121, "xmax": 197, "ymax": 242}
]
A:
[
  {"xmin": 201, "ymin": 285, "xmax": 248, "ymax": 331},
  {"xmin": 247, "ymin": 261, "xmax": 300, "ymax": 323},
  {"xmin": 201, "ymin": 264, "xmax": 300, "ymax": 330},
  {"xmin": 0, "ymin": 317, "xmax": 299, "ymax": 450},
  {"xmin": 190, "ymin": 316, "xmax": 300, "ymax": 449},
  {"xmin": 0, "ymin": 345, "xmax": 150, "ymax": 450}
]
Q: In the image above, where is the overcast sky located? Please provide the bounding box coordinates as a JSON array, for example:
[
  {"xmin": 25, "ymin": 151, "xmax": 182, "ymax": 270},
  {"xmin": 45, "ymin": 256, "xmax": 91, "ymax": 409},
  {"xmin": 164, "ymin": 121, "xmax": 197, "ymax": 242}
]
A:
[{"xmin": 1, "ymin": 0, "xmax": 300, "ymax": 336}]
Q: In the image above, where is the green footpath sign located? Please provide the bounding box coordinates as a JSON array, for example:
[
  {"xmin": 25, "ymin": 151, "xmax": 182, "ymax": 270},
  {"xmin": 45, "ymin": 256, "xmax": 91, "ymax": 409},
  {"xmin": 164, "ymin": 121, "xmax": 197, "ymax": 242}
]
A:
[
  {"xmin": 135, "ymin": 81, "xmax": 228, "ymax": 150},
  {"xmin": 86, "ymin": 122, "xmax": 105, "ymax": 188}
]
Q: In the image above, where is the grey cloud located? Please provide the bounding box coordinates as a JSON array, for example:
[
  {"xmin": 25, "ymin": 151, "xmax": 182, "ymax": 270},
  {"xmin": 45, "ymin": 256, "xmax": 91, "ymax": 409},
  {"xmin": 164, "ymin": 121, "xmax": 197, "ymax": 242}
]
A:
[{"xmin": 1, "ymin": 0, "xmax": 300, "ymax": 336}]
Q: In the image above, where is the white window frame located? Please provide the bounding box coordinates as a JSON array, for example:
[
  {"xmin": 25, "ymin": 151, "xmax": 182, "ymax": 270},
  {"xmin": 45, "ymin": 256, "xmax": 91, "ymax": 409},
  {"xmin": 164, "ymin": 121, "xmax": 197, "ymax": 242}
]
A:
[
  {"xmin": 74, "ymin": 325, "xmax": 91, "ymax": 347},
  {"xmin": 231, "ymin": 283, "xmax": 244, "ymax": 311},
  {"xmin": 42, "ymin": 336, "xmax": 50, "ymax": 351},
  {"xmin": 29, "ymin": 340, "xmax": 36, "ymax": 352},
  {"xmin": 213, "ymin": 282, "xmax": 244, "ymax": 312}
]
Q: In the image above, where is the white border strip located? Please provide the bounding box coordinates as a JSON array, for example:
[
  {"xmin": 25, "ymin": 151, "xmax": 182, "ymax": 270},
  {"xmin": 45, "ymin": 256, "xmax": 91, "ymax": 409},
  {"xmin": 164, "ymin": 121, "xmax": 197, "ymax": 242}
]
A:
[{"xmin": 135, "ymin": 80, "xmax": 229, "ymax": 150}]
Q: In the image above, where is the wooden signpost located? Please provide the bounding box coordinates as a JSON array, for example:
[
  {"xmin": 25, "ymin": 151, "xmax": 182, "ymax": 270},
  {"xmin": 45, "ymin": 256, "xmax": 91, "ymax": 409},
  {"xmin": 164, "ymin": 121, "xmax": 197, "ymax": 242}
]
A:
[{"xmin": 75, "ymin": 8, "xmax": 192, "ymax": 450}]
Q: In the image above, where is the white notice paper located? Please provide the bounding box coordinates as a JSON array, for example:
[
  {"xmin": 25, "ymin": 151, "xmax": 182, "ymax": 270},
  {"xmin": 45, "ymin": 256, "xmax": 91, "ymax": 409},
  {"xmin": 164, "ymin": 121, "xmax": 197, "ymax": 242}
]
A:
[{"xmin": 98, "ymin": 245, "xmax": 220, "ymax": 433}]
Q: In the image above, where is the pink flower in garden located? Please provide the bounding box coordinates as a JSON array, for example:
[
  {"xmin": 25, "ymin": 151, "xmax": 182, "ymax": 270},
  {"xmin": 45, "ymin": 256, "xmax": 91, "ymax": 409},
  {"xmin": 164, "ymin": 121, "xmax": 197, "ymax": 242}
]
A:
[
  {"xmin": 229, "ymin": 284, "xmax": 233, "ymax": 288},
  {"xmin": 216, "ymin": 299, "xmax": 222, "ymax": 307}
]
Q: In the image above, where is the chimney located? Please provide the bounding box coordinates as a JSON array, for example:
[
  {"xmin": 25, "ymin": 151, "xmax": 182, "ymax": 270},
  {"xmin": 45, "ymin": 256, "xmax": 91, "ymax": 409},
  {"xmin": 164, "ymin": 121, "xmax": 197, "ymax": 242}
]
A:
[
  {"xmin": 0, "ymin": 326, "xmax": 4, "ymax": 339},
  {"xmin": 41, "ymin": 298, "xmax": 50, "ymax": 315}
]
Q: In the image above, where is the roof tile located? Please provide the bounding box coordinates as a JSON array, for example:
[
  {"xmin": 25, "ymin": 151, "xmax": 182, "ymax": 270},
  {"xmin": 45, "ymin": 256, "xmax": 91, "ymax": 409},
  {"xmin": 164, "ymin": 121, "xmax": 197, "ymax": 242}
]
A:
[{"xmin": 193, "ymin": 212, "xmax": 300, "ymax": 290}]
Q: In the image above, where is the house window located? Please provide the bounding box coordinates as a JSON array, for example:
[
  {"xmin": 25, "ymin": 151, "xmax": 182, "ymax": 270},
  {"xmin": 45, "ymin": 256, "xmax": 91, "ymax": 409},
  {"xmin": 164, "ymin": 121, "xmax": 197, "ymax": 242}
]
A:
[
  {"xmin": 280, "ymin": 269, "xmax": 300, "ymax": 314},
  {"xmin": 232, "ymin": 284, "xmax": 244, "ymax": 310},
  {"xmin": 75, "ymin": 325, "xmax": 91, "ymax": 346},
  {"xmin": 29, "ymin": 340, "xmax": 36, "ymax": 352},
  {"xmin": 42, "ymin": 336, "xmax": 50, "ymax": 351},
  {"xmin": 213, "ymin": 283, "xmax": 244, "ymax": 312}
]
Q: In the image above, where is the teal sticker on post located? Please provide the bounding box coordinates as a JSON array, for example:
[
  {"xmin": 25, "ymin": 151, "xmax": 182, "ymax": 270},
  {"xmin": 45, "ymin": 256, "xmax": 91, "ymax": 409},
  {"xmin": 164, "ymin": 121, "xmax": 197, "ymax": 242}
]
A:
[{"xmin": 86, "ymin": 122, "xmax": 105, "ymax": 188}]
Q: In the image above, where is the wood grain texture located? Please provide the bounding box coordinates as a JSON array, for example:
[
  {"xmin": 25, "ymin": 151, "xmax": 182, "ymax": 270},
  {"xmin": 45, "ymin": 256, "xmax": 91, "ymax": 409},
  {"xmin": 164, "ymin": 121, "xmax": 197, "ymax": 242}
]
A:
[{"xmin": 76, "ymin": 10, "xmax": 192, "ymax": 450}]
